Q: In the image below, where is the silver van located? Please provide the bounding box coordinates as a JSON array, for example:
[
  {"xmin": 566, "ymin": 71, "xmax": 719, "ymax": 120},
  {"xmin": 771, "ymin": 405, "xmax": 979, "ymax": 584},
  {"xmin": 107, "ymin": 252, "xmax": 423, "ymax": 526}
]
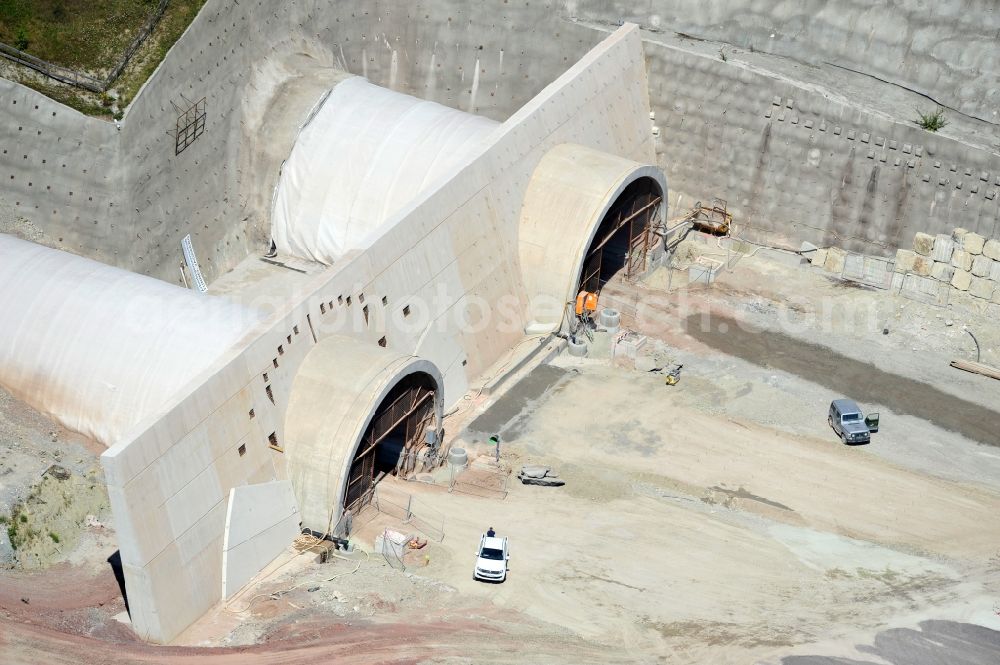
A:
[{"xmin": 828, "ymin": 399, "xmax": 878, "ymax": 444}]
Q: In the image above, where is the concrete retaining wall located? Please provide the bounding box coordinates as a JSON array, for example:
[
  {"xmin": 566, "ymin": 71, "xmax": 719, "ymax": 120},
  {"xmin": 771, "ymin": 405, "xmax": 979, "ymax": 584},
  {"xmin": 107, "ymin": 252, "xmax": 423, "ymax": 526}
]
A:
[
  {"xmin": 645, "ymin": 39, "xmax": 1000, "ymax": 256},
  {"xmin": 572, "ymin": 0, "xmax": 1000, "ymax": 121}
]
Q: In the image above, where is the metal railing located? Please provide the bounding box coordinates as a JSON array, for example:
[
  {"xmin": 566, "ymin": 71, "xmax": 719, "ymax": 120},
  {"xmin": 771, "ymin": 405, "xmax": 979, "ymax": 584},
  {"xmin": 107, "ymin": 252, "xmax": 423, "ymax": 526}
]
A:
[
  {"xmin": 0, "ymin": 0, "xmax": 169, "ymax": 93},
  {"xmin": 373, "ymin": 485, "xmax": 445, "ymax": 543}
]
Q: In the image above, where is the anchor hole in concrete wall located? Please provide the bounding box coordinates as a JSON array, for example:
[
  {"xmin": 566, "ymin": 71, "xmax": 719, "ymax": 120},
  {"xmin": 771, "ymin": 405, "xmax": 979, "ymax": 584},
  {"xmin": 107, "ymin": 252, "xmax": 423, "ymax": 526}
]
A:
[
  {"xmin": 265, "ymin": 384, "xmax": 274, "ymax": 404},
  {"xmin": 238, "ymin": 444, "xmax": 246, "ymax": 457}
]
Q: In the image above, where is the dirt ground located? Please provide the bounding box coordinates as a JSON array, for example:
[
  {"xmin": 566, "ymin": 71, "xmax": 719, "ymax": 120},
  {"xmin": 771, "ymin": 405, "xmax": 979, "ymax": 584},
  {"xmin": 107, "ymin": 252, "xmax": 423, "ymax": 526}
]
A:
[{"xmin": 3, "ymin": 243, "xmax": 1000, "ymax": 663}]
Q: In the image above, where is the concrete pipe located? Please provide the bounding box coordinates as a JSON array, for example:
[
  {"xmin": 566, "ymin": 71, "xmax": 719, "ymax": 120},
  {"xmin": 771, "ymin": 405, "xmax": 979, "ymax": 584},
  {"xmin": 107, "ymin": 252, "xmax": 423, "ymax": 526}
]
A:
[
  {"xmin": 599, "ymin": 308, "xmax": 621, "ymax": 331},
  {"xmin": 448, "ymin": 447, "xmax": 468, "ymax": 467},
  {"xmin": 567, "ymin": 337, "xmax": 588, "ymax": 357}
]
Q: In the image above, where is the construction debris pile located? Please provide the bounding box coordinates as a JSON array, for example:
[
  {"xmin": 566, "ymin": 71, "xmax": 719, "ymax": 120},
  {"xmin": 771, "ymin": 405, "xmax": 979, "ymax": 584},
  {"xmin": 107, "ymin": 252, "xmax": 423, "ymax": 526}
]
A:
[{"xmin": 517, "ymin": 465, "xmax": 565, "ymax": 487}]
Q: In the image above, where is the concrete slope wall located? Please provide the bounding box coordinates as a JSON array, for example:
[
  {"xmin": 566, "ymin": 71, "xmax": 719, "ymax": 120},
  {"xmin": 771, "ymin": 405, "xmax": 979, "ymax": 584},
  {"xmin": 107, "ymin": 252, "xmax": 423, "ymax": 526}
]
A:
[
  {"xmin": 643, "ymin": 38, "xmax": 1000, "ymax": 254},
  {"xmin": 0, "ymin": 80, "xmax": 123, "ymax": 265},
  {"xmin": 101, "ymin": 25, "xmax": 654, "ymax": 644},
  {"xmin": 572, "ymin": 0, "xmax": 1000, "ymax": 121}
]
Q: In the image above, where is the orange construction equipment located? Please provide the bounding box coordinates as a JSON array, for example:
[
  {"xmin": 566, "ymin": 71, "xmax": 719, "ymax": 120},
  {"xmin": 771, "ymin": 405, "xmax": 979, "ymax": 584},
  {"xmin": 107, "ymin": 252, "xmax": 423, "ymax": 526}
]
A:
[{"xmin": 575, "ymin": 290, "xmax": 598, "ymax": 316}]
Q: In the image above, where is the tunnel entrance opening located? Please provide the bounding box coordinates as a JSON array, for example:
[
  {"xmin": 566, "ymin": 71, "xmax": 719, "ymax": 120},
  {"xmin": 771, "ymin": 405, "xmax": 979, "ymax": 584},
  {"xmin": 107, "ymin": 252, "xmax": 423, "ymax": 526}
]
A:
[
  {"xmin": 578, "ymin": 178, "xmax": 662, "ymax": 295},
  {"xmin": 344, "ymin": 372, "xmax": 437, "ymax": 513}
]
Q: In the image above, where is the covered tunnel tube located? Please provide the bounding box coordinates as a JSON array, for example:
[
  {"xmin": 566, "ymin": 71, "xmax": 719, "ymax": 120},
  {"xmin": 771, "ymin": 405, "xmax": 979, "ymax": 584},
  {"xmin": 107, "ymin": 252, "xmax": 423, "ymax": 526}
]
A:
[
  {"xmin": 0, "ymin": 234, "xmax": 261, "ymax": 446},
  {"xmin": 271, "ymin": 76, "xmax": 500, "ymax": 264}
]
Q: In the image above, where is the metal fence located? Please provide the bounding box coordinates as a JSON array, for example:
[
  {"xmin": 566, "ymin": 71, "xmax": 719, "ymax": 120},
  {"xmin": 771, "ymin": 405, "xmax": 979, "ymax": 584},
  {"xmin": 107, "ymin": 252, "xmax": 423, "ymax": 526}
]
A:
[
  {"xmin": 449, "ymin": 463, "xmax": 510, "ymax": 500},
  {"xmin": 378, "ymin": 528, "xmax": 407, "ymax": 571},
  {"xmin": 373, "ymin": 484, "xmax": 445, "ymax": 543},
  {"xmin": 0, "ymin": 0, "xmax": 169, "ymax": 93}
]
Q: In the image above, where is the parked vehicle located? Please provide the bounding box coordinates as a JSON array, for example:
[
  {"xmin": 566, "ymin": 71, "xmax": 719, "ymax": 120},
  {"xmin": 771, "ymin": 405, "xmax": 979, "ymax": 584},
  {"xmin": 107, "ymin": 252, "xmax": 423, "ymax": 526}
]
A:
[
  {"xmin": 473, "ymin": 533, "xmax": 509, "ymax": 582},
  {"xmin": 828, "ymin": 399, "xmax": 879, "ymax": 444}
]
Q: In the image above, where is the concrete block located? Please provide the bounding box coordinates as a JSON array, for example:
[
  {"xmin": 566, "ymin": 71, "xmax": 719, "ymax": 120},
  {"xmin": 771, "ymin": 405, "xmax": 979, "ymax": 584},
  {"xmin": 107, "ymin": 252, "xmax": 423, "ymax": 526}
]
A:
[
  {"xmin": 983, "ymin": 239, "xmax": 1000, "ymax": 261},
  {"xmin": 991, "ymin": 260, "xmax": 1000, "ymax": 282},
  {"xmin": 912, "ymin": 255, "xmax": 934, "ymax": 276},
  {"xmin": 810, "ymin": 248, "xmax": 828, "ymax": 266},
  {"xmin": 222, "ymin": 480, "xmax": 300, "ymax": 599},
  {"xmin": 951, "ymin": 269, "xmax": 972, "ymax": 291},
  {"xmin": 824, "ymin": 247, "xmax": 847, "ymax": 273},
  {"xmin": 894, "ymin": 249, "xmax": 917, "ymax": 273},
  {"xmin": 912, "ymin": 232, "xmax": 935, "ymax": 256},
  {"xmin": 951, "ymin": 249, "xmax": 973, "ymax": 271},
  {"xmin": 971, "ymin": 254, "xmax": 994, "ymax": 277},
  {"xmin": 969, "ymin": 276, "xmax": 995, "ymax": 300},
  {"xmin": 952, "ymin": 228, "xmax": 969, "ymax": 243},
  {"xmin": 993, "ymin": 288, "xmax": 1000, "ymax": 305},
  {"xmin": 930, "ymin": 262, "xmax": 955, "ymax": 283},
  {"xmin": 932, "ymin": 235, "xmax": 955, "ymax": 262},
  {"xmin": 963, "ymin": 232, "xmax": 985, "ymax": 255}
]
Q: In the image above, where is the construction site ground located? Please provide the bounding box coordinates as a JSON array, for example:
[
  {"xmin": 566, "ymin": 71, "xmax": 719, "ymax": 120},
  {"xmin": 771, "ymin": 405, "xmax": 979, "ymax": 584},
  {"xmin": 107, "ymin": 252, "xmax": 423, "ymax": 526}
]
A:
[{"xmin": 3, "ymin": 243, "xmax": 1000, "ymax": 663}]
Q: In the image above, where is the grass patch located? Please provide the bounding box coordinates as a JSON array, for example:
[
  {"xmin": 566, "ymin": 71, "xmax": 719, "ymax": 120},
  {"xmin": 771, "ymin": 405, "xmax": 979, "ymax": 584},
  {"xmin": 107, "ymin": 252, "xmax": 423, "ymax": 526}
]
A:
[
  {"xmin": 0, "ymin": 0, "xmax": 208, "ymax": 117},
  {"xmin": 915, "ymin": 107, "xmax": 947, "ymax": 132},
  {"xmin": 48, "ymin": 531, "xmax": 60, "ymax": 543},
  {"xmin": 115, "ymin": 0, "xmax": 207, "ymax": 108},
  {"xmin": 0, "ymin": 1, "xmax": 160, "ymax": 73}
]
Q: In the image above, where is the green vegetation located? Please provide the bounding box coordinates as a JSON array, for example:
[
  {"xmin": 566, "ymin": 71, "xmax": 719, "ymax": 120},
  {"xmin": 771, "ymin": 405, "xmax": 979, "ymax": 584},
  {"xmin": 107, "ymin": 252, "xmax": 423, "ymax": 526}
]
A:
[
  {"xmin": 0, "ymin": 0, "xmax": 208, "ymax": 117},
  {"xmin": 0, "ymin": 0, "xmax": 159, "ymax": 72},
  {"xmin": 116, "ymin": 0, "xmax": 208, "ymax": 107},
  {"xmin": 915, "ymin": 107, "xmax": 948, "ymax": 132},
  {"xmin": 48, "ymin": 531, "xmax": 60, "ymax": 543}
]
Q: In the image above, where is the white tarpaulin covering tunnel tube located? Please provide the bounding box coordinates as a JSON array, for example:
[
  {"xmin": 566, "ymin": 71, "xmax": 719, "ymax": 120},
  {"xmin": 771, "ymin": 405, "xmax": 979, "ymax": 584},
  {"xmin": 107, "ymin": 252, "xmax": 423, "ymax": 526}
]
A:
[
  {"xmin": 271, "ymin": 76, "xmax": 499, "ymax": 264},
  {"xmin": 0, "ymin": 235, "xmax": 261, "ymax": 446}
]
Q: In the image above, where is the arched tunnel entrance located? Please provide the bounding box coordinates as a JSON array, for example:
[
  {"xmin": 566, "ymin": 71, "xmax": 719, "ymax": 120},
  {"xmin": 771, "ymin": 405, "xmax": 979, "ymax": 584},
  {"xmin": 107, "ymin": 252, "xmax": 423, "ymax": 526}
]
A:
[
  {"xmin": 577, "ymin": 177, "xmax": 662, "ymax": 294},
  {"xmin": 518, "ymin": 144, "xmax": 668, "ymax": 332},
  {"xmin": 344, "ymin": 371, "xmax": 437, "ymax": 512},
  {"xmin": 284, "ymin": 337, "xmax": 444, "ymax": 535}
]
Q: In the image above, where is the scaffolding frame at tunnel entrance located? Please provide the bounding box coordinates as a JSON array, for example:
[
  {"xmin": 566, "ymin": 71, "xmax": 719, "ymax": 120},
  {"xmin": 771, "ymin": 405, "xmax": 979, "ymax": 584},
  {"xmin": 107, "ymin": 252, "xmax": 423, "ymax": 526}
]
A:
[
  {"xmin": 579, "ymin": 191, "xmax": 662, "ymax": 295},
  {"xmin": 344, "ymin": 379, "xmax": 436, "ymax": 513}
]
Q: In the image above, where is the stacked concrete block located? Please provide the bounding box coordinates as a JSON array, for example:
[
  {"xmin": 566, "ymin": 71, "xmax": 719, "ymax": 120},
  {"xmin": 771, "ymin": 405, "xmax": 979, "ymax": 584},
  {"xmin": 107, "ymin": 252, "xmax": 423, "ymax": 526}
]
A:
[
  {"xmin": 824, "ymin": 247, "xmax": 847, "ymax": 273},
  {"xmin": 931, "ymin": 262, "xmax": 955, "ymax": 283},
  {"xmin": 913, "ymin": 232, "xmax": 935, "ymax": 256},
  {"xmin": 951, "ymin": 249, "xmax": 974, "ymax": 271},
  {"xmin": 810, "ymin": 248, "xmax": 828, "ymax": 267},
  {"xmin": 971, "ymin": 255, "xmax": 994, "ymax": 277},
  {"xmin": 969, "ymin": 276, "xmax": 995, "ymax": 300},
  {"xmin": 932, "ymin": 234, "xmax": 955, "ymax": 262},
  {"xmin": 991, "ymin": 260, "xmax": 1000, "ymax": 282},
  {"xmin": 952, "ymin": 228, "xmax": 969, "ymax": 244},
  {"xmin": 912, "ymin": 255, "xmax": 934, "ymax": 276},
  {"xmin": 984, "ymin": 239, "xmax": 1000, "ymax": 261},
  {"xmin": 951, "ymin": 269, "xmax": 973, "ymax": 291},
  {"xmin": 894, "ymin": 249, "xmax": 917, "ymax": 273},
  {"xmin": 963, "ymin": 232, "xmax": 986, "ymax": 255}
]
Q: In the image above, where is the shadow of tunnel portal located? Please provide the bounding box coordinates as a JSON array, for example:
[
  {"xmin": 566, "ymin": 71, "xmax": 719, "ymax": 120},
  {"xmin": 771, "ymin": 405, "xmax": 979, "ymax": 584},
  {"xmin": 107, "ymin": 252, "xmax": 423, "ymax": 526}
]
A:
[{"xmin": 685, "ymin": 314, "xmax": 1000, "ymax": 446}]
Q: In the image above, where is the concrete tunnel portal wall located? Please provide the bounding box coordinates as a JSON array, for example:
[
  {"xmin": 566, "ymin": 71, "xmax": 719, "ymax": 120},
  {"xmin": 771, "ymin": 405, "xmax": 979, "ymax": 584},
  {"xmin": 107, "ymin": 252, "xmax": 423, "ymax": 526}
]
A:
[
  {"xmin": 519, "ymin": 144, "xmax": 668, "ymax": 331},
  {"xmin": 284, "ymin": 336, "xmax": 443, "ymax": 536}
]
